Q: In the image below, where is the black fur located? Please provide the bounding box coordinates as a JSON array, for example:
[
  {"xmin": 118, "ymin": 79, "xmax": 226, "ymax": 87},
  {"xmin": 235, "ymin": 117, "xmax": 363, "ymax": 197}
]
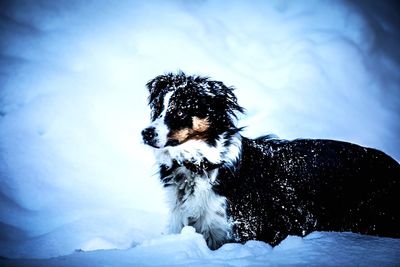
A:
[
  {"xmin": 143, "ymin": 72, "xmax": 400, "ymax": 248},
  {"xmin": 146, "ymin": 71, "xmax": 244, "ymax": 147},
  {"xmin": 216, "ymin": 137, "xmax": 400, "ymax": 245}
]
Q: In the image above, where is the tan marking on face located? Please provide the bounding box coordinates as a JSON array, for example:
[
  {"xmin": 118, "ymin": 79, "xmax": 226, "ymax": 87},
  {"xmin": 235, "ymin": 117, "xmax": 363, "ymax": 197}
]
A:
[
  {"xmin": 168, "ymin": 116, "xmax": 210, "ymax": 144},
  {"xmin": 169, "ymin": 128, "xmax": 191, "ymax": 143},
  {"xmin": 192, "ymin": 116, "xmax": 210, "ymax": 132}
]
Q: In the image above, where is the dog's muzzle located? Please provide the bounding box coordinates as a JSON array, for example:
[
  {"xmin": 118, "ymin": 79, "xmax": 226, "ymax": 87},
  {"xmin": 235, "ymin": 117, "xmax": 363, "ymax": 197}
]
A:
[{"xmin": 142, "ymin": 127, "xmax": 159, "ymax": 148}]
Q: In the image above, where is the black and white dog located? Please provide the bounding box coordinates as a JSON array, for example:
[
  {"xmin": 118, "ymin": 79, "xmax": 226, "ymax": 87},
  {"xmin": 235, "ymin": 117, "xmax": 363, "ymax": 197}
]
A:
[{"xmin": 142, "ymin": 72, "xmax": 400, "ymax": 249}]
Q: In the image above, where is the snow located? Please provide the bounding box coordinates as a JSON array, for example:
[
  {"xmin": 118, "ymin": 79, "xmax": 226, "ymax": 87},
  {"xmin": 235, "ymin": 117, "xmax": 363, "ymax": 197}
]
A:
[
  {"xmin": 2, "ymin": 227, "xmax": 400, "ymax": 267},
  {"xmin": 0, "ymin": 0, "xmax": 399, "ymax": 266}
]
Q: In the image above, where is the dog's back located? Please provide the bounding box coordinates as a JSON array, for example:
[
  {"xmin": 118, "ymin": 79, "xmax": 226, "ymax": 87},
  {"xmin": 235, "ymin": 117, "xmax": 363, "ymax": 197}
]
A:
[{"xmin": 216, "ymin": 137, "xmax": 400, "ymax": 245}]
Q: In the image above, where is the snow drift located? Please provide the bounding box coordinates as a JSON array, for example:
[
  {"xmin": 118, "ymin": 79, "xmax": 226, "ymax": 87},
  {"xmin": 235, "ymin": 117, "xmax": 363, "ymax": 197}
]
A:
[{"xmin": 0, "ymin": 0, "xmax": 399, "ymax": 265}]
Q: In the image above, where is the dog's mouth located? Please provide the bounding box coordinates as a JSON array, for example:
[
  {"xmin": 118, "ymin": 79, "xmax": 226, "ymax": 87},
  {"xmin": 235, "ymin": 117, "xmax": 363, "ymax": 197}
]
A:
[
  {"xmin": 165, "ymin": 139, "xmax": 180, "ymax": 147},
  {"xmin": 143, "ymin": 139, "xmax": 180, "ymax": 149},
  {"xmin": 146, "ymin": 142, "xmax": 160, "ymax": 149}
]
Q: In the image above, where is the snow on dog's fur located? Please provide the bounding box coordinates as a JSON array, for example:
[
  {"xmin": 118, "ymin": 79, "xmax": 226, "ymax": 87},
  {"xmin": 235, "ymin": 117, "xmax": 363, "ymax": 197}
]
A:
[{"xmin": 142, "ymin": 72, "xmax": 400, "ymax": 249}]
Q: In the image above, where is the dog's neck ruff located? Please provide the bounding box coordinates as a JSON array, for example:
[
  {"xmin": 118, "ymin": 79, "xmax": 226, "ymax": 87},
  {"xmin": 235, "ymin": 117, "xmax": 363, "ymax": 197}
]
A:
[
  {"xmin": 155, "ymin": 131, "xmax": 242, "ymax": 170},
  {"xmin": 154, "ymin": 131, "xmax": 241, "ymax": 249}
]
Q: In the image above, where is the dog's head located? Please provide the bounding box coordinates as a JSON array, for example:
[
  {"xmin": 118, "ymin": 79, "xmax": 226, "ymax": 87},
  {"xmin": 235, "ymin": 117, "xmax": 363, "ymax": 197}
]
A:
[{"xmin": 142, "ymin": 72, "xmax": 244, "ymax": 149}]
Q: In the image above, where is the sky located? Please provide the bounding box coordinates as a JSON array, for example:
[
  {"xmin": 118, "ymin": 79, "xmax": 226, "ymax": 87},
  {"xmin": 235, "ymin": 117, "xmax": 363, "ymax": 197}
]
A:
[{"xmin": 0, "ymin": 0, "xmax": 399, "ymax": 260}]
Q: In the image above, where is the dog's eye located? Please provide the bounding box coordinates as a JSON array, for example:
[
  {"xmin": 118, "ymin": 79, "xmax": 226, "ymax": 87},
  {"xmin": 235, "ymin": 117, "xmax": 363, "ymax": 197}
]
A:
[{"xmin": 177, "ymin": 110, "xmax": 184, "ymax": 117}]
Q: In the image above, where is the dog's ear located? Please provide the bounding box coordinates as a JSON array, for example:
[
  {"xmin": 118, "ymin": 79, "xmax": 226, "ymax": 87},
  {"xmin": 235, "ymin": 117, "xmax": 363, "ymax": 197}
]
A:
[
  {"xmin": 214, "ymin": 82, "xmax": 245, "ymax": 119},
  {"xmin": 146, "ymin": 72, "xmax": 188, "ymax": 104},
  {"xmin": 146, "ymin": 75, "xmax": 169, "ymax": 105}
]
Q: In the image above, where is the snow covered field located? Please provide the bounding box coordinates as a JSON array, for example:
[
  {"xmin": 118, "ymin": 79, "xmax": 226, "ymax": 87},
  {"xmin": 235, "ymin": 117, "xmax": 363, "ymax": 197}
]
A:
[
  {"xmin": 0, "ymin": 0, "xmax": 399, "ymax": 266},
  {"xmin": 2, "ymin": 227, "xmax": 400, "ymax": 267}
]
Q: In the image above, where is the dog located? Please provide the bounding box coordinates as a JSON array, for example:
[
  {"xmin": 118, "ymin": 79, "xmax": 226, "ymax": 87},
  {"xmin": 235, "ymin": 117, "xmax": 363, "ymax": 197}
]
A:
[{"xmin": 141, "ymin": 72, "xmax": 400, "ymax": 249}]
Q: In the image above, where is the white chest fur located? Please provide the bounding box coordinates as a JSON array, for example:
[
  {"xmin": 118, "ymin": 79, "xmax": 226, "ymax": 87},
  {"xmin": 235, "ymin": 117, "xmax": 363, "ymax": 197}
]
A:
[
  {"xmin": 153, "ymin": 132, "xmax": 242, "ymax": 248},
  {"xmin": 164, "ymin": 166, "xmax": 231, "ymax": 249}
]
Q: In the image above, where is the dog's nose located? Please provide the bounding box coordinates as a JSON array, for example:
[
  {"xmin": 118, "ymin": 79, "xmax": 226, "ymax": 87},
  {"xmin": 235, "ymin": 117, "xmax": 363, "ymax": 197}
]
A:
[{"xmin": 142, "ymin": 127, "xmax": 157, "ymax": 142}]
